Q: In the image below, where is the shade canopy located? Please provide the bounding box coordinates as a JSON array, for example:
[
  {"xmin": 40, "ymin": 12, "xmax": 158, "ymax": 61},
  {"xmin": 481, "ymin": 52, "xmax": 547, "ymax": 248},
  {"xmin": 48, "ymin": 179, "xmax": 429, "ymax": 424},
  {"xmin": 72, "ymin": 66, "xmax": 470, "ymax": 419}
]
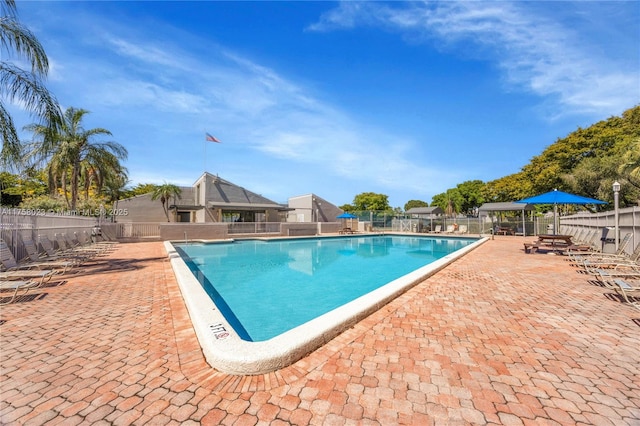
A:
[
  {"xmin": 337, "ymin": 213, "xmax": 357, "ymax": 219},
  {"xmin": 515, "ymin": 189, "xmax": 606, "ymax": 235},
  {"xmin": 405, "ymin": 207, "xmax": 444, "ymax": 215},
  {"xmin": 515, "ymin": 189, "xmax": 607, "ymax": 205},
  {"xmin": 478, "ymin": 202, "xmax": 535, "ymax": 212}
]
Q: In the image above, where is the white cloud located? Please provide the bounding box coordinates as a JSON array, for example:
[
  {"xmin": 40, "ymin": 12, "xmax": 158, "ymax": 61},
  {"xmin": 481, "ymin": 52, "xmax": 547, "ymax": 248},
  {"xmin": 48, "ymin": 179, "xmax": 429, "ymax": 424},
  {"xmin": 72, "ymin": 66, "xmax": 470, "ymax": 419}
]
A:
[
  {"xmin": 106, "ymin": 37, "xmax": 189, "ymax": 71},
  {"xmin": 35, "ymin": 7, "xmax": 451, "ymax": 200},
  {"xmin": 309, "ymin": 1, "xmax": 639, "ymax": 118}
]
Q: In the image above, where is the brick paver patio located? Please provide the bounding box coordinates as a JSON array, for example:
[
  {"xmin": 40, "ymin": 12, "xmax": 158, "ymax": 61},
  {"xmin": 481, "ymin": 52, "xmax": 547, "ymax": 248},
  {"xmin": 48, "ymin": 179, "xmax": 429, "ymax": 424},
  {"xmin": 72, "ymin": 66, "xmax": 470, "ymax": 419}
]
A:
[{"xmin": 1, "ymin": 237, "xmax": 638, "ymax": 425}]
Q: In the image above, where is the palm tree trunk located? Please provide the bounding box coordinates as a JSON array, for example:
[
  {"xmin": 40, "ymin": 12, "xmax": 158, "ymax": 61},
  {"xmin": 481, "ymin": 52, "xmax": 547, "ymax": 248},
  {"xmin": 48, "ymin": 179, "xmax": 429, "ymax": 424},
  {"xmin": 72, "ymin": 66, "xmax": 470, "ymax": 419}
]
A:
[
  {"xmin": 47, "ymin": 167, "xmax": 56, "ymax": 196},
  {"xmin": 61, "ymin": 170, "xmax": 70, "ymax": 208},
  {"xmin": 84, "ymin": 174, "xmax": 92, "ymax": 201},
  {"xmin": 161, "ymin": 196, "xmax": 170, "ymax": 222},
  {"xmin": 71, "ymin": 160, "xmax": 80, "ymax": 211}
]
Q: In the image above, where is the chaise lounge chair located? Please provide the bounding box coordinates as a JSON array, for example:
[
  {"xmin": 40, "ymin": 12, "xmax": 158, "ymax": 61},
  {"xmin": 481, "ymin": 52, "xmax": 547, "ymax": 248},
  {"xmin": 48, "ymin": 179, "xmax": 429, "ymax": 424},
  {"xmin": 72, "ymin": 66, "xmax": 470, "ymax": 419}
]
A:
[
  {"xmin": 563, "ymin": 229, "xmax": 600, "ymax": 254},
  {"xmin": 71, "ymin": 232, "xmax": 115, "ymax": 253},
  {"xmin": 0, "ymin": 240, "xmax": 60, "ymax": 285},
  {"xmin": 567, "ymin": 233, "xmax": 633, "ymax": 263},
  {"xmin": 20, "ymin": 236, "xmax": 79, "ymax": 272},
  {"xmin": 593, "ymin": 266, "xmax": 640, "ymax": 287},
  {"xmin": 579, "ymin": 242, "xmax": 640, "ymax": 273},
  {"xmin": 0, "ymin": 279, "xmax": 39, "ymax": 305},
  {"xmin": 611, "ymin": 278, "xmax": 640, "ymax": 311},
  {"xmin": 455, "ymin": 225, "xmax": 467, "ymax": 235},
  {"xmin": 56, "ymin": 233, "xmax": 108, "ymax": 257},
  {"xmin": 83, "ymin": 230, "xmax": 119, "ymax": 246}
]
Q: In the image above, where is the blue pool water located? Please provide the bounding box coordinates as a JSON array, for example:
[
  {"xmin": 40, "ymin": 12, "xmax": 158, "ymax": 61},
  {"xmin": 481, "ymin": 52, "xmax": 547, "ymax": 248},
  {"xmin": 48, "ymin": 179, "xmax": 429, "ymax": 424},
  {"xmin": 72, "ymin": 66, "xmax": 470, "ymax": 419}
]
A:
[{"xmin": 175, "ymin": 235, "xmax": 475, "ymax": 342}]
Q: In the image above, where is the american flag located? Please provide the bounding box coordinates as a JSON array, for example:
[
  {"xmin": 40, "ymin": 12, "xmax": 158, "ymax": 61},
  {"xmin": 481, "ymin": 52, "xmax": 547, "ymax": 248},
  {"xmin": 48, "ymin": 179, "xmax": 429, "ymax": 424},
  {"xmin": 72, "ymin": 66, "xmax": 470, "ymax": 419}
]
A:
[{"xmin": 206, "ymin": 133, "xmax": 221, "ymax": 143}]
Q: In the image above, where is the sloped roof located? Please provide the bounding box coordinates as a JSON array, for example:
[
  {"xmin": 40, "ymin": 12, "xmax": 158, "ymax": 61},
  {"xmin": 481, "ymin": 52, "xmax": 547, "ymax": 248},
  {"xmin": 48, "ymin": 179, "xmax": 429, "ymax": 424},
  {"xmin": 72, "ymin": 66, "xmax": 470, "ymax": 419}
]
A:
[
  {"xmin": 478, "ymin": 202, "xmax": 535, "ymax": 212},
  {"xmin": 406, "ymin": 207, "xmax": 444, "ymax": 215},
  {"xmin": 211, "ymin": 178, "xmax": 279, "ymax": 205},
  {"xmin": 195, "ymin": 173, "xmax": 288, "ymax": 210}
]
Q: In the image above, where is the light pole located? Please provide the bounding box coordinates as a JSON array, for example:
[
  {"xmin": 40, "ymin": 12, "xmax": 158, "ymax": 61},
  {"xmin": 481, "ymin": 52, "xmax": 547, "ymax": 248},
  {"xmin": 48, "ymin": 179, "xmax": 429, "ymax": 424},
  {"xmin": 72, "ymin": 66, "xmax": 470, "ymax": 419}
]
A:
[{"xmin": 613, "ymin": 181, "xmax": 620, "ymax": 251}]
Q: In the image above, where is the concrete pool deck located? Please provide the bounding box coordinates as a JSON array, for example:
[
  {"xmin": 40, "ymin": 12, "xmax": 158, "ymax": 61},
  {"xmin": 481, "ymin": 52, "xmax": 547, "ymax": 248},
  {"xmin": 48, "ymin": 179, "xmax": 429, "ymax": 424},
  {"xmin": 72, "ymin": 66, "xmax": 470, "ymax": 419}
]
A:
[{"xmin": 1, "ymin": 237, "xmax": 639, "ymax": 424}]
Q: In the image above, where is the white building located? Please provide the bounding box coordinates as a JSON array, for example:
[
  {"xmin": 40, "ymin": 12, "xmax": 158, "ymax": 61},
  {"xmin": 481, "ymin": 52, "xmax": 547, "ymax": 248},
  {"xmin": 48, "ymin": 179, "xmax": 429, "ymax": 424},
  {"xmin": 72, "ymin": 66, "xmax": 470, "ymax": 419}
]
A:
[{"xmin": 287, "ymin": 194, "xmax": 343, "ymax": 223}]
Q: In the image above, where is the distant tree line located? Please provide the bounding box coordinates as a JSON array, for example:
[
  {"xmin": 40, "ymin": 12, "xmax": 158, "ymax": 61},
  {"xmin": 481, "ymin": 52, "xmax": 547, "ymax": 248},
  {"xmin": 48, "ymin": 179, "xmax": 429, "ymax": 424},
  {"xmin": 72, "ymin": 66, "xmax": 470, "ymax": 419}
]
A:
[{"xmin": 342, "ymin": 106, "xmax": 639, "ymax": 216}]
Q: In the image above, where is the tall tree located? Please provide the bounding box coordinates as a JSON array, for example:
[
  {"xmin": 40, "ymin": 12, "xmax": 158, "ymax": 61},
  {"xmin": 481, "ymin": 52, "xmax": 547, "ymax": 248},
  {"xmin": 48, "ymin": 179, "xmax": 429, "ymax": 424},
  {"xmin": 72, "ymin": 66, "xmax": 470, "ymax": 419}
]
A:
[
  {"xmin": 102, "ymin": 167, "xmax": 129, "ymax": 212},
  {"xmin": 124, "ymin": 183, "xmax": 157, "ymax": 199},
  {"xmin": 483, "ymin": 173, "xmax": 533, "ymax": 203},
  {"xmin": 521, "ymin": 106, "xmax": 640, "ymax": 196},
  {"xmin": 352, "ymin": 192, "xmax": 391, "ymax": 212},
  {"xmin": 456, "ymin": 180, "xmax": 485, "ymax": 215},
  {"xmin": 0, "ymin": 0, "xmax": 61, "ymax": 167},
  {"xmin": 80, "ymin": 150, "xmax": 127, "ymax": 201},
  {"xmin": 24, "ymin": 107, "xmax": 127, "ymax": 210},
  {"xmin": 619, "ymin": 138, "xmax": 640, "ymax": 188},
  {"xmin": 431, "ymin": 188, "xmax": 463, "ymax": 217},
  {"xmin": 404, "ymin": 199, "xmax": 428, "ymax": 211},
  {"xmin": 151, "ymin": 183, "xmax": 182, "ymax": 222}
]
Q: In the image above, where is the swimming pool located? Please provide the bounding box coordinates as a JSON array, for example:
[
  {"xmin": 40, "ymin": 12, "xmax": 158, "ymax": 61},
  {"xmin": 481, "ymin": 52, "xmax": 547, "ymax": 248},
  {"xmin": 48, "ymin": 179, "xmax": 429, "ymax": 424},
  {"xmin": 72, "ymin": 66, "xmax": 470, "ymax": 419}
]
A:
[{"xmin": 166, "ymin": 234, "xmax": 487, "ymax": 374}]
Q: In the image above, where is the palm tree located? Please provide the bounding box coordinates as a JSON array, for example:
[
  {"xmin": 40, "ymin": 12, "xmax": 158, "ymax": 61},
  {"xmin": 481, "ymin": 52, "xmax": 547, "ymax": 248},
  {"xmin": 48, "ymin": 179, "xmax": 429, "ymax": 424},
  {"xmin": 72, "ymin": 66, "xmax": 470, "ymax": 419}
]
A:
[
  {"xmin": 151, "ymin": 183, "xmax": 182, "ymax": 222},
  {"xmin": 80, "ymin": 150, "xmax": 127, "ymax": 201},
  {"xmin": 24, "ymin": 107, "xmax": 127, "ymax": 210},
  {"xmin": 102, "ymin": 168, "xmax": 129, "ymax": 212},
  {"xmin": 1, "ymin": 0, "xmax": 62, "ymax": 167}
]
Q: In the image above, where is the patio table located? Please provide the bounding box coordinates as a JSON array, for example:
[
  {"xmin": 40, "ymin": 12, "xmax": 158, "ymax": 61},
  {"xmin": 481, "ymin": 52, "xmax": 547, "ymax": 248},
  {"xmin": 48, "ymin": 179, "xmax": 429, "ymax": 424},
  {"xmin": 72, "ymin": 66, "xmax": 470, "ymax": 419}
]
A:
[{"xmin": 524, "ymin": 234, "xmax": 574, "ymax": 254}]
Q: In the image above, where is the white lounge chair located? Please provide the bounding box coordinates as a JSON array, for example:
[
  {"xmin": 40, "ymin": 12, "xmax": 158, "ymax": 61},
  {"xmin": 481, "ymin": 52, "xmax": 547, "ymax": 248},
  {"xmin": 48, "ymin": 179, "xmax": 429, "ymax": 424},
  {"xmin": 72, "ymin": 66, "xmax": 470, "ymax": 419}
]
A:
[
  {"xmin": 579, "ymin": 242, "xmax": 640, "ymax": 273},
  {"xmin": 612, "ymin": 279, "xmax": 640, "ymax": 311},
  {"xmin": 0, "ymin": 240, "xmax": 60, "ymax": 284},
  {"xmin": 56, "ymin": 233, "xmax": 106, "ymax": 257},
  {"xmin": 567, "ymin": 233, "xmax": 633, "ymax": 262},
  {"xmin": 0, "ymin": 280, "xmax": 39, "ymax": 305},
  {"xmin": 593, "ymin": 267, "xmax": 640, "ymax": 286},
  {"xmin": 455, "ymin": 225, "xmax": 467, "ymax": 235},
  {"xmin": 21, "ymin": 236, "xmax": 79, "ymax": 272}
]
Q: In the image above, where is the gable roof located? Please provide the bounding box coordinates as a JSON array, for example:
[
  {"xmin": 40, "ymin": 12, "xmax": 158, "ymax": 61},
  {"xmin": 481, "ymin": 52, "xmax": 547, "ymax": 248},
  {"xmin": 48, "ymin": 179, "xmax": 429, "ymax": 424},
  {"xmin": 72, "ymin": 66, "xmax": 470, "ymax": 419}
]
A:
[
  {"xmin": 478, "ymin": 202, "xmax": 535, "ymax": 212},
  {"xmin": 406, "ymin": 207, "xmax": 444, "ymax": 215},
  {"xmin": 196, "ymin": 172, "xmax": 287, "ymax": 210}
]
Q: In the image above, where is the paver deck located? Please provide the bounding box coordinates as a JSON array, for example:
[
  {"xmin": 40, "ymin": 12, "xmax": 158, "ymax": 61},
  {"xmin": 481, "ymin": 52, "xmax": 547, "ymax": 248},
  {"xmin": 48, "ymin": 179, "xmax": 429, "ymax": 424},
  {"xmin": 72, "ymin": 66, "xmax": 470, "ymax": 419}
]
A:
[{"xmin": 1, "ymin": 237, "xmax": 638, "ymax": 425}]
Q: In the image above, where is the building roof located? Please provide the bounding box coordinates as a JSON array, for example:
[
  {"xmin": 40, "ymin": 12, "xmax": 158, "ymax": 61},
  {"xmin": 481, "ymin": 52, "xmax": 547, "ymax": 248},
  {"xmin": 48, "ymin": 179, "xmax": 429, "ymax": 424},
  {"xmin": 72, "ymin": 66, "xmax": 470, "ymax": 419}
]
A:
[
  {"xmin": 189, "ymin": 172, "xmax": 287, "ymax": 211},
  {"xmin": 406, "ymin": 207, "xmax": 444, "ymax": 215},
  {"xmin": 478, "ymin": 202, "xmax": 535, "ymax": 212}
]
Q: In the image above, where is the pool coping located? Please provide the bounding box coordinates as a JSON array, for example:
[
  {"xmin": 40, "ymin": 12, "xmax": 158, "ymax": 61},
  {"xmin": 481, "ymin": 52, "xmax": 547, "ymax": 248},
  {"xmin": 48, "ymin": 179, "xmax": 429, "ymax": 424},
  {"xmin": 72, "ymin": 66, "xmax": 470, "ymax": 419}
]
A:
[{"xmin": 165, "ymin": 234, "xmax": 489, "ymax": 375}]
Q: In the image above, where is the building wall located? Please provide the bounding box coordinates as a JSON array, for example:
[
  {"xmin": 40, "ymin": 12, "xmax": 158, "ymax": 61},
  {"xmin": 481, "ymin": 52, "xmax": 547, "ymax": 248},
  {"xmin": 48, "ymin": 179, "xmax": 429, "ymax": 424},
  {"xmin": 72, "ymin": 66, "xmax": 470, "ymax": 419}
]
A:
[
  {"xmin": 287, "ymin": 194, "xmax": 343, "ymax": 222},
  {"xmin": 115, "ymin": 194, "xmax": 169, "ymax": 223},
  {"xmin": 160, "ymin": 223, "xmax": 228, "ymax": 240},
  {"xmin": 118, "ymin": 174, "xmax": 289, "ymax": 224},
  {"xmin": 288, "ymin": 195, "xmax": 313, "ymax": 222},
  {"xmin": 193, "ymin": 207, "xmax": 218, "ymax": 223}
]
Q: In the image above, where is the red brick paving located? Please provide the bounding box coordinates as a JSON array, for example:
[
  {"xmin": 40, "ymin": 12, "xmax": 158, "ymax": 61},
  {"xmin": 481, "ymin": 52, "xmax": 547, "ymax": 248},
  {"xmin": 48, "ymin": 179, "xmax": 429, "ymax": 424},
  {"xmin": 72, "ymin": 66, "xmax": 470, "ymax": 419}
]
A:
[{"xmin": 1, "ymin": 237, "xmax": 639, "ymax": 425}]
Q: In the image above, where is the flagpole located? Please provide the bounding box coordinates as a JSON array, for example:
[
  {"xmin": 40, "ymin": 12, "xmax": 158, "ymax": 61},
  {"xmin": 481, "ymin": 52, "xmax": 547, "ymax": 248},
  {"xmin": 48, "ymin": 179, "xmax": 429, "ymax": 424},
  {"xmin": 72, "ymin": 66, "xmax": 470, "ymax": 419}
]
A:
[{"xmin": 204, "ymin": 132, "xmax": 221, "ymax": 174}]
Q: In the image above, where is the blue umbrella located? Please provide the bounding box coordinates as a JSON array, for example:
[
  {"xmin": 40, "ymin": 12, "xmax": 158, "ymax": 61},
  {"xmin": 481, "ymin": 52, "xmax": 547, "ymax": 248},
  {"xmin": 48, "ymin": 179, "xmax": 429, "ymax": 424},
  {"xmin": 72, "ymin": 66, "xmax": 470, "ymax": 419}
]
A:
[
  {"xmin": 515, "ymin": 189, "xmax": 606, "ymax": 234},
  {"xmin": 516, "ymin": 189, "xmax": 607, "ymax": 206},
  {"xmin": 336, "ymin": 213, "xmax": 357, "ymax": 219},
  {"xmin": 337, "ymin": 212, "xmax": 357, "ymax": 231}
]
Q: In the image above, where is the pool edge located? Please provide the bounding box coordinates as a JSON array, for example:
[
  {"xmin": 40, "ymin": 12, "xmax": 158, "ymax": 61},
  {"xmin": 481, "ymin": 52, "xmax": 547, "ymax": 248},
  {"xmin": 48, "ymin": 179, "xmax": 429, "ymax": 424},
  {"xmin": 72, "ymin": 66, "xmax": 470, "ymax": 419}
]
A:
[{"xmin": 165, "ymin": 235, "xmax": 489, "ymax": 375}]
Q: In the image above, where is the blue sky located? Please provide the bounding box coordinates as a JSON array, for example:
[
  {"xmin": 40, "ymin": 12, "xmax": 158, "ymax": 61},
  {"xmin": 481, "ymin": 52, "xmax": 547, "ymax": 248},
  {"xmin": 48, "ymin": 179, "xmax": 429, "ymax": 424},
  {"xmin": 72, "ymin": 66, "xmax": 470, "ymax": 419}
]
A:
[{"xmin": 9, "ymin": 1, "xmax": 640, "ymax": 208}]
